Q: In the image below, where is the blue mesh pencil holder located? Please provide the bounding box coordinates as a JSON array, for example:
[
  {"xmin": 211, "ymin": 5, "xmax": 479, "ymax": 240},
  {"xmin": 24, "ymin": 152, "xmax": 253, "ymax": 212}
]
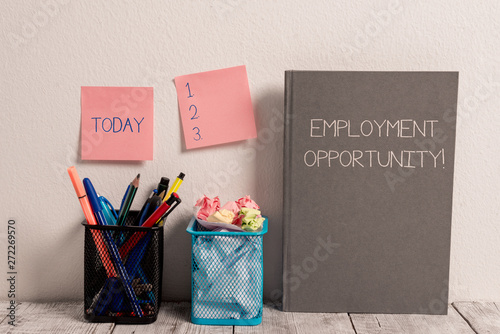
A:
[{"xmin": 186, "ymin": 216, "xmax": 268, "ymax": 326}]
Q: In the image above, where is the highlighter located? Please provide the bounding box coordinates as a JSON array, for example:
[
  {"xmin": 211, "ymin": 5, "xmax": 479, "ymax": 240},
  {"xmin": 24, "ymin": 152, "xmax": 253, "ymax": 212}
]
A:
[
  {"xmin": 67, "ymin": 166, "xmax": 116, "ymax": 277},
  {"xmin": 164, "ymin": 172, "xmax": 185, "ymax": 201},
  {"xmin": 67, "ymin": 166, "xmax": 98, "ymax": 226}
]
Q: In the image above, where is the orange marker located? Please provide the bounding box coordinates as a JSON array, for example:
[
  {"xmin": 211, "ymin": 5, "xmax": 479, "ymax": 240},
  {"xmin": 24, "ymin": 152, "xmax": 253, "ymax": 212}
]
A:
[{"xmin": 68, "ymin": 166, "xmax": 116, "ymax": 277}]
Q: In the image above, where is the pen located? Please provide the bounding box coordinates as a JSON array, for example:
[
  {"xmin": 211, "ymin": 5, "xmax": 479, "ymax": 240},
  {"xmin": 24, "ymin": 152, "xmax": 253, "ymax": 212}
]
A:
[
  {"xmin": 67, "ymin": 167, "xmax": 116, "ymax": 277},
  {"xmin": 133, "ymin": 190, "xmax": 162, "ymax": 226},
  {"xmin": 143, "ymin": 193, "xmax": 180, "ymax": 227},
  {"xmin": 114, "ymin": 233, "xmax": 152, "ymax": 312},
  {"xmin": 164, "ymin": 172, "xmax": 184, "ymax": 201},
  {"xmin": 116, "ymin": 174, "xmax": 140, "ymax": 226},
  {"xmin": 156, "ymin": 177, "xmax": 170, "ymax": 196},
  {"xmin": 99, "ymin": 194, "xmax": 117, "ymax": 225},
  {"xmin": 93, "ymin": 277, "xmax": 117, "ymax": 316},
  {"xmin": 137, "ymin": 266, "xmax": 156, "ymax": 303},
  {"xmin": 118, "ymin": 193, "xmax": 179, "ymax": 259},
  {"xmin": 155, "ymin": 197, "xmax": 181, "ymax": 227},
  {"xmin": 83, "ymin": 179, "xmax": 109, "ymax": 226},
  {"xmin": 135, "ymin": 200, "xmax": 151, "ymax": 226},
  {"xmin": 83, "ymin": 177, "xmax": 143, "ymax": 317},
  {"xmin": 138, "ymin": 192, "xmax": 163, "ymax": 226}
]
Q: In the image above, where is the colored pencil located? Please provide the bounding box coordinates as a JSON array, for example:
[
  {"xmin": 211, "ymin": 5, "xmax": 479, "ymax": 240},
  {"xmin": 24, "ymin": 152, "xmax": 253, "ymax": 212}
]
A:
[{"xmin": 117, "ymin": 174, "xmax": 140, "ymax": 226}]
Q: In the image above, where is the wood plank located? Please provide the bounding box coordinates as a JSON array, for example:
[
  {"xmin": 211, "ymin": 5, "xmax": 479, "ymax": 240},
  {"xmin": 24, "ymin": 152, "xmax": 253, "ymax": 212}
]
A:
[
  {"xmin": 0, "ymin": 302, "xmax": 113, "ymax": 334},
  {"xmin": 350, "ymin": 305, "xmax": 475, "ymax": 334},
  {"xmin": 454, "ymin": 302, "xmax": 500, "ymax": 333},
  {"xmin": 234, "ymin": 302, "xmax": 355, "ymax": 334},
  {"xmin": 234, "ymin": 302, "xmax": 293, "ymax": 334},
  {"xmin": 113, "ymin": 301, "xmax": 231, "ymax": 334},
  {"xmin": 0, "ymin": 301, "xmax": 490, "ymax": 333},
  {"xmin": 0, "ymin": 301, "xmax": 13, "ymax": 325},
  {"xmin": 288, "ymin": 309, "xmax": 356, "ymax": 334}
]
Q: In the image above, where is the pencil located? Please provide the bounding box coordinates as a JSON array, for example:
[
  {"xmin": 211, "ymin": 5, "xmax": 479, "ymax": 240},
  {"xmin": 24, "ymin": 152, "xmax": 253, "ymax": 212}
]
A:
[{"xmin": 116, "ymin": 174, "xmax": 140, "ymax": 226}]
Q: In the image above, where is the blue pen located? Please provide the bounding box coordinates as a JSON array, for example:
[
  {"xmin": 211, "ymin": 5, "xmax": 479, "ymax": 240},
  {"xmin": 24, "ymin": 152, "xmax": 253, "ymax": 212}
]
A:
[
  {"xmin": 83, "ymin": 179, "xmax": 109, "ymax": 226},
  {"xmin": 132, "ymin": 189, "xmax": 158, "ymax": 226},
  {"xmin": 83, "ymin": 178, "xmax": 143, "ymax": 317},
  {"xmin": 99, "ymin": 195, "xmax": 117, "ymax": 225},
  {"xmin": 114, "ymin": 233, "xmax": 153, "ymax": 312},
  {"xmin": 93, "ymin": 277, "xmax": 117, "ymax": 315},
  {"xmin": 137, "ymin": 202, "xmax": 151, "ymax": 226},
  {"xmin": 138, "ymin": 266, "xmax": 156, "ymax": 303},
  {"xmin": 140, "ymin": 195, "xmax": 163, "ymax": 226}
]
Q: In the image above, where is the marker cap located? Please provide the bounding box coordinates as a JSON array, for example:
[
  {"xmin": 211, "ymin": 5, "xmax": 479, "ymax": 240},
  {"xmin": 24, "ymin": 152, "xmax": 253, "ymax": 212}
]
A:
[{"xmin": 68, "ymin": 166, "xmax": 86, "ymax": 197}]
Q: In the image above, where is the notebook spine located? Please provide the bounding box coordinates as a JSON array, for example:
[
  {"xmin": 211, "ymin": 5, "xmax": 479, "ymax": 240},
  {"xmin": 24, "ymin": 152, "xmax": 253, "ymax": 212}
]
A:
[{"xmin": 282, "ymin": 70, "xmax": 294, "ymax": 311}]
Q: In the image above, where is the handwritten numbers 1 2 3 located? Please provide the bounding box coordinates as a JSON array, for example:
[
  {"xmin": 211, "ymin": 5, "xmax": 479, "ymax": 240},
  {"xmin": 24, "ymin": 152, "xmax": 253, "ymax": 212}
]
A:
[{"xmin": 186, "ymin": 83, "xmax": 202, "ymax": 141}]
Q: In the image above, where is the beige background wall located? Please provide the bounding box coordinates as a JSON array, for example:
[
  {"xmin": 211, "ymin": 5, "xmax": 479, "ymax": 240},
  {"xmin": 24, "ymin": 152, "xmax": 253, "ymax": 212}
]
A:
[{"xmin": 1, "ymin": 0, "xmax": 499, "ymax": 302}]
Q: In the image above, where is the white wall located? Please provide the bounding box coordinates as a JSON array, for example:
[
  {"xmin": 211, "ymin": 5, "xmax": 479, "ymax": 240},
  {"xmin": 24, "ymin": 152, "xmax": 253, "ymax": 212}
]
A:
[{"xmin": 1, "ymin": 0, "xmax": 499, "ymax": 303}]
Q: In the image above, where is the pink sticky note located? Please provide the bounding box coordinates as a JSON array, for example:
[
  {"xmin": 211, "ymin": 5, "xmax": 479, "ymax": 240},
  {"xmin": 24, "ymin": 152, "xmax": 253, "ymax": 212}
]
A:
[
  {"xmin": 81, "ymin": 87, "xmax": 154, "ymax": 160},
  {"xmin": 174, "ymin": 65, "xmax": 257, "ymax": 149}
]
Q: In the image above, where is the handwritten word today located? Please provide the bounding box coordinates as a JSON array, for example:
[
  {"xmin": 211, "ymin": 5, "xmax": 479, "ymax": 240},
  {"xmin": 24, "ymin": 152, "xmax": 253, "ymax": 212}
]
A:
[{"xmin": 91, "ymin": 117, "xmax": 145, "ymax": 133}]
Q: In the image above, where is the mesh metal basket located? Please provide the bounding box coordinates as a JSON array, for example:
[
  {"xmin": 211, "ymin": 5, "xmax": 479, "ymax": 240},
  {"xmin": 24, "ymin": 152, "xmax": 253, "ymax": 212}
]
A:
[
  {"xmin": 83, "ymin": 211, "xmax": 163, "ymax": 324},
  {"xmin": 186, "ymin": 216, "xmax": 268, "ymax": 326}
]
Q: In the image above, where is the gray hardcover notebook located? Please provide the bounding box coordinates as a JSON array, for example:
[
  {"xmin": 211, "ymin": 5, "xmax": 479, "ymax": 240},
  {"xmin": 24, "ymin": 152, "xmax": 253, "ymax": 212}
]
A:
[{"xmin": 283, "ymin": 71, "xmax": 458, "ymax": 314}]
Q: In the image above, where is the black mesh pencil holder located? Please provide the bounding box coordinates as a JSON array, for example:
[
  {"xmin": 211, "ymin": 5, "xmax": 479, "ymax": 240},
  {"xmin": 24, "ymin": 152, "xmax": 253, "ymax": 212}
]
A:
[{"xmin": 82, "ymin": 211, "xmax": 163, "ymax": 324}]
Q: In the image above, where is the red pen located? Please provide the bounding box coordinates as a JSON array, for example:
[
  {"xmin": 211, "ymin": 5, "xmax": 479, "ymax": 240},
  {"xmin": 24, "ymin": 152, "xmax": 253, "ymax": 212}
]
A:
[
  {"xmin": 119, "ymin": 193, "xmax": 180, "ymax": 259},
  {"xmin": 142, "ymin": 193, "xmax": 180, "ymax": 227}
]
